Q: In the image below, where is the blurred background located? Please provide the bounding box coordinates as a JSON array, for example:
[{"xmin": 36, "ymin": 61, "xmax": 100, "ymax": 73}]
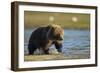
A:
[{"xmin": 24, "ymin": 11, "xmax": 90, "ymax": 29}]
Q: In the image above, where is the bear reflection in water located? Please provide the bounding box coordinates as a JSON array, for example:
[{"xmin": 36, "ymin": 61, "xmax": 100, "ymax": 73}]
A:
[{"xmin": 28, "ymin": 24, "xmax": 64, "ymax": 55}]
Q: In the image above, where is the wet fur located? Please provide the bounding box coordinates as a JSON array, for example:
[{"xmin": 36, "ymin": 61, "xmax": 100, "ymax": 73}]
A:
[{"xmin": 28, "ymin": 25, "xmax": 64, "ymax": 55}]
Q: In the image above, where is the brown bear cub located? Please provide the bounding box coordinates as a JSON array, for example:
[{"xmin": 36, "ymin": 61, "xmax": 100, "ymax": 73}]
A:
[{"xmin": 28, "ymin": 24, "xmax": 64, "ymax": 55}]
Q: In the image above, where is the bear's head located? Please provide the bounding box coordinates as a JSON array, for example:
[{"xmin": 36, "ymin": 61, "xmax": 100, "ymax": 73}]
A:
[{"xmin": 46, "ymin": 24, "xmax": 64, "ymax": 41}]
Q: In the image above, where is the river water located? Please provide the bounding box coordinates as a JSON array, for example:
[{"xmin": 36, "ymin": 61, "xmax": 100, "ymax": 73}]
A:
[{"xmin": 24, "ymin": 29, "xmax": 90, "ymax": 59}]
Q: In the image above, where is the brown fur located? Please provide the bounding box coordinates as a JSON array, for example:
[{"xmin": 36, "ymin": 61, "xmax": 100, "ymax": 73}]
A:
[{"xmin": 28, "ymin": 24, "xmax": 64, "ymax": 55}]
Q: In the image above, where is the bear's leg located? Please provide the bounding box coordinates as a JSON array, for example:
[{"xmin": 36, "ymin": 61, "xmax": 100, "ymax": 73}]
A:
[
  {"xmin": 28, "ymin": 46, "xmax": 37, "ymax": 55},
  {"xmin": 28, "ymin": 49, "xmax": 35, "ymax": 55},
  {"xmin": 55, "ymin": 42, "xmax": 62, "ymax": 53},
  {"xmin": 44, "ymin": 49, "xmax": 49, "ymax": 54}
]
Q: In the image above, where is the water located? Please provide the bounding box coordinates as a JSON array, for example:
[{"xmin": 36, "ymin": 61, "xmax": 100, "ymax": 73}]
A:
[{"xmin": 24, "ymin": 29, "xmax": 90, "ymax": 59}]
